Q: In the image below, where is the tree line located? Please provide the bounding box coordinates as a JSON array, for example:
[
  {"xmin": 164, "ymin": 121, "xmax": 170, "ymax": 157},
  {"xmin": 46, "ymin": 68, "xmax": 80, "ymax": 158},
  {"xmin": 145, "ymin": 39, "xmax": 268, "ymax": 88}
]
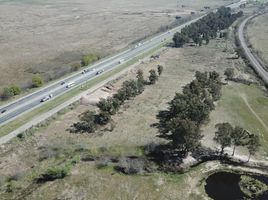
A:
[
  {"xmin": 71, "ymin": 65, "xmax": 164, "ymax": 134},
  {"xmin": 173, "ymin": 7, "xmax": 243, "ymax": 47},
  {"xmin": 214, "ymin": 123, "xmax": 260, "ymax": 162},
  {"xmin": 157, "ymin": 71, "xmax": 222, "ymax": 157}
]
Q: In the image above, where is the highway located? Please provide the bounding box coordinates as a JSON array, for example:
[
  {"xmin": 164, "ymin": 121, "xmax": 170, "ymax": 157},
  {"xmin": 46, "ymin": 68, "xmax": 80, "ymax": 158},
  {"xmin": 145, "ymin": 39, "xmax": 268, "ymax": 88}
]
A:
[
  {"xmin": 238, "ymin": 13, "xmax": 268, "ymax": 84},
  {"xmin": 0, "ymin": 0, "xmax": 246, "ymax": 127}
]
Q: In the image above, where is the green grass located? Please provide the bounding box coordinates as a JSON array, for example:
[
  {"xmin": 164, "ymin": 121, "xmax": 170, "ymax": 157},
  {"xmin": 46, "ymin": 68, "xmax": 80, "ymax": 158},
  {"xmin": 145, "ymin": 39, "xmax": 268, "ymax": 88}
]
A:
[
  {"xmin": 219, "ymin": 83, "xmax": 268, "ymax": 151},
  {"xmin": 0, "ymin": 44, "xmax": 164, "ymax": 137}
]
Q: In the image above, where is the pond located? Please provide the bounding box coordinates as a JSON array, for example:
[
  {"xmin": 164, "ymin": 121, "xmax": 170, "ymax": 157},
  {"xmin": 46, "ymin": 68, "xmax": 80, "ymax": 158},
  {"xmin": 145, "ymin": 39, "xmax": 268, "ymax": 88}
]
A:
[{"xmin": 205, "ymin": 171, "xmax": 268, "ymax": 200}]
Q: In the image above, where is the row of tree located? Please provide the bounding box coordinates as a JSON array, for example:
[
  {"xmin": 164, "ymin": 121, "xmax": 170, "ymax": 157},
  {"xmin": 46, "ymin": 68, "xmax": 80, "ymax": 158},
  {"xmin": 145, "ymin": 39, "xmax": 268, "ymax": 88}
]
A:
[
  {"xmin": 157, "ymin": 71, "xmax": 222, "ymax": 157},
  {"xmin": 72, "ymin": 66, "xmax": 164, "ymax": 133},
  {"xmin": 173, "ymin": 7, "xmax": 243, "ymax": 47},
  {"xmin": 214, "ymin": 123, "xmax": 260, "ymax": 162}
]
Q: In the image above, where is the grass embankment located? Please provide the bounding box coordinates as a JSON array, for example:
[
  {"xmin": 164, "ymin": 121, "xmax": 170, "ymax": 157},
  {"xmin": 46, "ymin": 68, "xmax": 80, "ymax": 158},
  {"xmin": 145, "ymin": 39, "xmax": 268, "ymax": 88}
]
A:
[
  {"xmin": 219, "ymin": 83, "xmax": 268, "ymax": 151},
  {"xmin": 0, "ymin": 44, "xmax": 164, "ymax": 137}
]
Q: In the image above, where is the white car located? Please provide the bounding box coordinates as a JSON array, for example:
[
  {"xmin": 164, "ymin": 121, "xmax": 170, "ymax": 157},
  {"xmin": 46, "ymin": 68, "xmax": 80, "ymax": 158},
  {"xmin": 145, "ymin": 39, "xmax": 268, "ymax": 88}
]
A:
[{"xmin": 40, "ymin": 94, "xmax": 53, "ymax": 102}]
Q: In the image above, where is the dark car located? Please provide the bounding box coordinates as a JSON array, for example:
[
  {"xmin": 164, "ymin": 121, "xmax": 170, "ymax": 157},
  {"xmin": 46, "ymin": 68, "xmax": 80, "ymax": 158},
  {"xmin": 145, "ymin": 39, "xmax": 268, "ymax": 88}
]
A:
[{"xmin": 1, "ymin": 109, "xmax": 7, "ymax": 114}]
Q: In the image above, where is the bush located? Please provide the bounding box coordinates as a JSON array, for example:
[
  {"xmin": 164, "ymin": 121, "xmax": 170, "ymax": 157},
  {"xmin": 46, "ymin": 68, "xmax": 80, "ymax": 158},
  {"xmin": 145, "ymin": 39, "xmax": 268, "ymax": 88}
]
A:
[
  {"xmin": 95, "ymin": 157, "xmax": 112, "ymax": 169},
  {"xmin": 40, "ymin": 165, "xmax": 70, "ymax": 181},
  {"xmin": 32, "ymin": 75, "xmax": 44, "ymax": 88},
  {"xmin": 1, "ymin": 87, "xmax": 14, "ymax": 100},
  {"xmin": 224, "ymin": 68, "xmax": 235, "ymax": 80},
  {"xmin": 81, "ymin": 54, "xmax": 99, "ymax": 66},
  {"xmin": 116, "ymin": 157, "xmax": 145, "ymax": 174},
  {"xmin": 157, "ymin": 65, "xmax": 164, "ymax": 76},
  {"xmin": 149, "ymin": 69, "xmax": 158, "ymax": 85},
  {"xmin": 10, "ymin": 85, "xmax": 21, "ymax": 95},
  {"xmin": 39, "ymin": 159, "xmax": 80, "ymax": 182}
]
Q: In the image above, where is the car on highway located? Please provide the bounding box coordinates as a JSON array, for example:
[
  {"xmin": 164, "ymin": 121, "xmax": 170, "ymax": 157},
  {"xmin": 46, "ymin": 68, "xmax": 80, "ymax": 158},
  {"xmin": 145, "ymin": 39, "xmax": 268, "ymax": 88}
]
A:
[
  {"xmin": 66, "ymin": 82, "xmax": 75, "ymax": 88},
  {"xmin": 118, "ymin": 59, "xmax": 125, "ymax": 64},
  {"xmin": 40, "ymin": 94, "xmax": 53, "ymax": 102},
  {"xmin": 96, "ymin": 69, "xmax": 104, "ymax": 75},
  {"xmin": 1, "ymin": 109, "xmax": 7, "ymax": 114},
  {"xmin": 61, "ymin": 81, "xmax": 66, "ymax": 85}
]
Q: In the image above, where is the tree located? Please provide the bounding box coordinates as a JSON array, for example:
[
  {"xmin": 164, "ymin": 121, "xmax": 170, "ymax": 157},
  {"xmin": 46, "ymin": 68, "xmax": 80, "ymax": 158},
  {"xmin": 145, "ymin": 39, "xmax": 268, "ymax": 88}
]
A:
[
  {"xmin": 95, "ymin": 111, "xmax": 111, "ymax": 125},
  {"xmin": 97, "ymin": 97, "xmax": 119, "ymax": 115},
  {"xmin": 166, "ymin": 118, "xmax": 202, "ymax": 153},
  {"xmin": 81, "ymin": 54, "xmax": 99, "ymax": 66},
  {"xmin": 136, "ymin": 70, "xmax": 145, "ymax": 93},
  {"xmin": 148, "ymin": 69, "xmax": 158, "ymax": 85},
  {"xmin": 173, "ymin": 32, "xmax": 189, "ymax": 47},
  {"xmin": 32, "ymin": 75, "xmax": 44, "ymax": 88},
  {"xmin": 136, "ymin": 69, "xmax": 144, "ymax": 83},
  {"xmin": 157, "ymin": 65, "xmax": 164, "ymax": 76},
  {"xmin": 230, "ymin": 126, "xmax": 248, "ymax": 156},
  {"xmin": 224, "ymin": 68, "xmax": 235, "ymax": 80},
  {"xmin": 72, "ymin": 111, "xmax": 97, "ymax": 133},
  {"xmin": 246, "ymin": 134, "xmax": 260, "ymax": 162},
  {"xmin": 214, "ymin": 123, "xmax": 233, "ymax": 155},
  {"xmin": 1, "ymin": 87, "xmax": 14, "ymax": 100},
  {"xmin": 10, "ymin": 85, "xmax": 21, "ymax": 95}
]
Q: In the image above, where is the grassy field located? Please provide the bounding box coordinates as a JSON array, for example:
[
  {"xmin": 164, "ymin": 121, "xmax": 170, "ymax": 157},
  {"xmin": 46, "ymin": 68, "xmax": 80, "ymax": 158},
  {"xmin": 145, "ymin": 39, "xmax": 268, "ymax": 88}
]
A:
[
  {"xmin": 220, "ymin": 84, "xmax": 268, "ymax": 150},
  {"xmin": 247, "ymin": 13, "xmax": 268, "ymax": 67},
  {"xmin": 0, "ymin": 0, "xmax": 234, "ymax": 91},
  {"xmin": 0, "ymin": 36, "xmax": 267, "ymax": 199}
]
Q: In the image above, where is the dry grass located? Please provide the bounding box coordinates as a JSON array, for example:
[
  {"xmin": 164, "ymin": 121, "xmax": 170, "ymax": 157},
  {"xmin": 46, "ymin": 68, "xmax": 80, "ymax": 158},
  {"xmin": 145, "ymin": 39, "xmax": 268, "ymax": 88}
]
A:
[
  {"xmin": 1, "ymin": 37, "xmax": 267, "ymax": 199},
  {"xmin": 0, "ymin": 0, "xmax": 234, "ymax": 90},
  {"xmin": 247, "ymin": 13, "xmax": 268, "ymax": 66}
]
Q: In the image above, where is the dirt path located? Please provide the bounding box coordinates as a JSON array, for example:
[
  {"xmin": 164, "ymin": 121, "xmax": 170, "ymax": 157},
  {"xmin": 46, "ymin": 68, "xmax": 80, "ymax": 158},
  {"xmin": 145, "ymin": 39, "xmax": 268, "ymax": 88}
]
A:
[{"xmin": 240, "ymin": 93, "xmax": 268, "ymax": 132}]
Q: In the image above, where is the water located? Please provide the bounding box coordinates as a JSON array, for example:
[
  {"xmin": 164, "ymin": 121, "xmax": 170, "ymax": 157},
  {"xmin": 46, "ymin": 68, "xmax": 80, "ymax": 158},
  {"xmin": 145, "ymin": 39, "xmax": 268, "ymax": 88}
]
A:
[{"xmin": 205, "ymin": 171, "xmax": 268, "ymax": 200}]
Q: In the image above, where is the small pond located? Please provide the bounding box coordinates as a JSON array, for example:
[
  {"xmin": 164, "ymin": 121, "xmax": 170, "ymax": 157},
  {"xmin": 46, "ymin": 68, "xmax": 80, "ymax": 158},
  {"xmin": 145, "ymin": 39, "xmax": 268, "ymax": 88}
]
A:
[{"xmin": 205, "ymin": 171, "xmax": 268, "ymax": 200}]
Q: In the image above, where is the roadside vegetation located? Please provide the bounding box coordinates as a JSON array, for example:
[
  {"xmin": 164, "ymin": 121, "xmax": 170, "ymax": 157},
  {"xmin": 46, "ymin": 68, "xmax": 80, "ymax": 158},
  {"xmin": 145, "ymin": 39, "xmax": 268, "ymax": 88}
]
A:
[
  {"xmin": 173, "ymin": 7, "xmax": 243, "ymax": 47},
  {"xmin": 71, "ymin": 66, "xmax": 163, "ymax": 134}
]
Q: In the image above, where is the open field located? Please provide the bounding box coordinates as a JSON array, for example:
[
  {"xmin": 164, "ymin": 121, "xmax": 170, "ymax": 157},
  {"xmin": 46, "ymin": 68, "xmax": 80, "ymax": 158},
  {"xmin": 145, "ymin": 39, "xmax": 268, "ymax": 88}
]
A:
[
  {"xmin": 1, "ymin": 35, "xmax": 266, "ymax": 199},
  {"xmin": 0, "ymin": 0, "xmax": 234, "ymax": 91},
  {"xmin": 247, "ymin": 12, "xmax": 268, "ymax": 67}
]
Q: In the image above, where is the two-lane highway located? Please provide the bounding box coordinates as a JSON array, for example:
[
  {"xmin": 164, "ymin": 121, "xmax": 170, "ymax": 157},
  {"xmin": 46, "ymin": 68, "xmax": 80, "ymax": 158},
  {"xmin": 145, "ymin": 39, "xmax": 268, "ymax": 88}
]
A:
[{"xmin": 0, "ymin": 0, "xmax": 246, "ymax": 127}]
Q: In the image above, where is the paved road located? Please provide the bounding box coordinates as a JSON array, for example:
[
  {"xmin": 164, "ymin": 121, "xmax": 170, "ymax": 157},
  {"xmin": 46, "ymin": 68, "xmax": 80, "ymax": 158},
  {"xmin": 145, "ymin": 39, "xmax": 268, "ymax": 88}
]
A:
[
  {"xmin": 0, "ymin": 0, "xmax": 246, "ymax": 127},
  {"xmin": 238, "ymin": 13, "xmax": 268, "ymax": 84}
]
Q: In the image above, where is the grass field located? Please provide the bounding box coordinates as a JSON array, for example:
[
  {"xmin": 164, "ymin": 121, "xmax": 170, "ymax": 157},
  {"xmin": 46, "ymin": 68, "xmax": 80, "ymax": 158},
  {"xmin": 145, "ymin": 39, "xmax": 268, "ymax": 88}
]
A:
[
  {"xmin": 1, "ymin": 36, "xmax": 267, "ymax": 199},
  {"xmin": 0, "ymin": 0, "xmax": 234, "ymax": 91},
  {"xmin": 247, "ymin": 13, "xmax": 268, "ymax": 67},
  {"xmin": 220, "ymin": 84, "xmax": 268, "ymax": 150}
]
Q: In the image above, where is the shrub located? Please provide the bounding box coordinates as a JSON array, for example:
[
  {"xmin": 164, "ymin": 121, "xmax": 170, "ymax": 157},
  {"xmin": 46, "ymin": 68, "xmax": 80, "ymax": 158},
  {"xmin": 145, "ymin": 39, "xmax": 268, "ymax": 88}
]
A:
[
  {"xmin": 224, "ymin": 68, "xmax": 235, "ymax": 80},
  {"xmin": 116, "ymin": 157, "xmax": 145, "ymax": 174},
  {"xmin": 157, "ymin": 65, "xmax": 164, "ymax": 76},
  {"xmin": 10, "ymin": 85, "xmax": 21, "ymax": 95},
  {"xmin": 81, "ymin": 54, "xmax": 99, "ymax": 66},
  {"xmin": 1, "ymin": 87, "xmax": 14, "ymax": 100},
  {"xmin": 95, "ymin": 157, "xmax": 112, "ymax": 169},
  {"xmin": 32, "ymin": 74, "xmax": 44, "ymax": 88},
  {"xmin": 148, "ymin": 69, "xmax": 158, "ymax": 85},
  {"xmin": 40, "ymin": 165, "xmax": 70, "ymax": 181}
]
